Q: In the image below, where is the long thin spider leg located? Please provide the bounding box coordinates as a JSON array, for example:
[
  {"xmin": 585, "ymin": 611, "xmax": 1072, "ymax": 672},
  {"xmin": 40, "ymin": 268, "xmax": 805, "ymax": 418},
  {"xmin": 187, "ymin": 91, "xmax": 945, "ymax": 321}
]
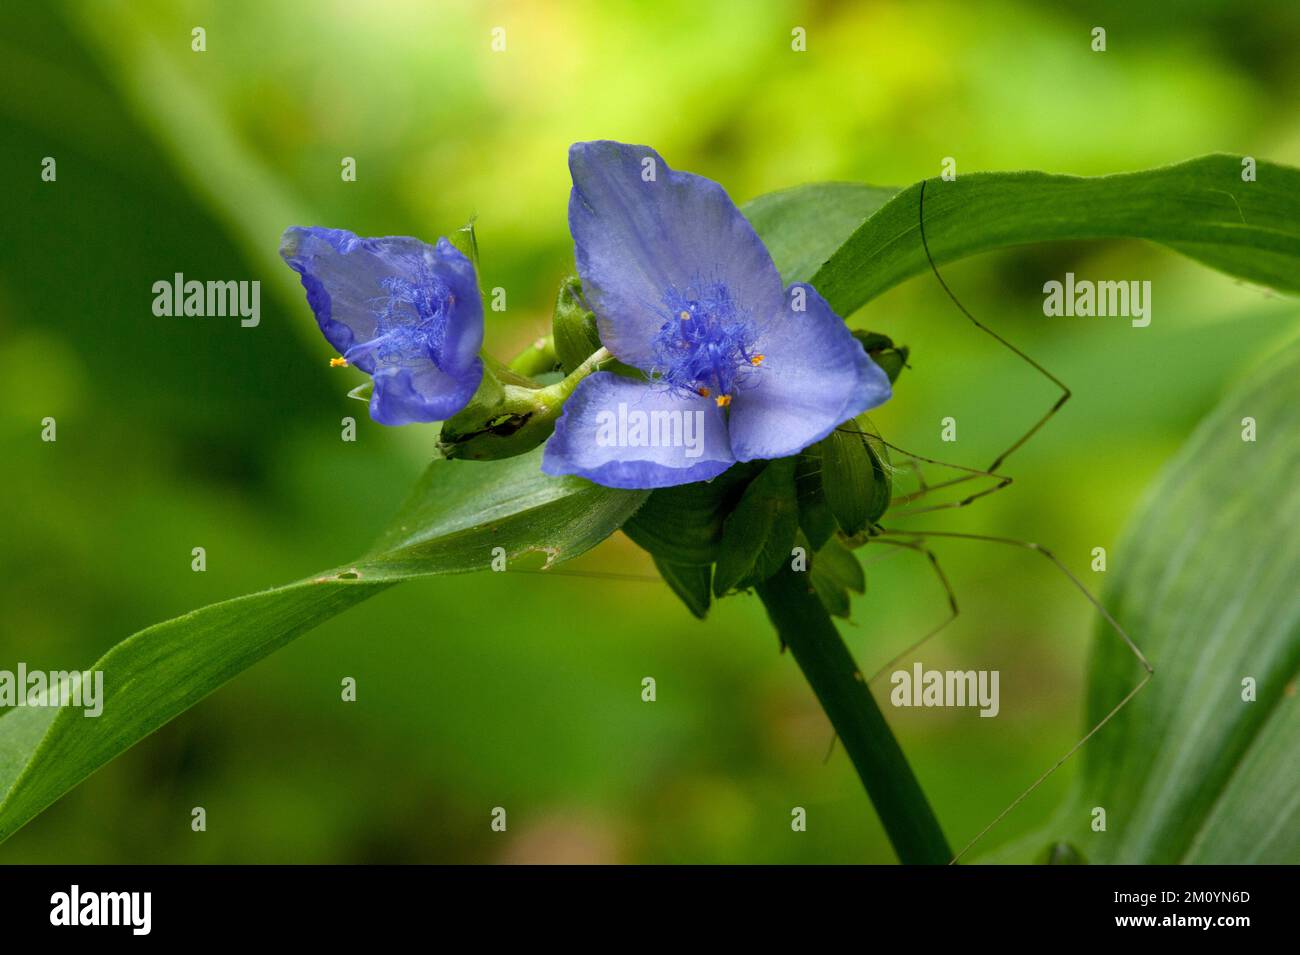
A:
[
  {"xmin": 834, "ymin": 429, "xmax": 1016, "ymax": 515},
  {"xmin": 834, "ymin": 431, "xmax": 1002, "ymax": 487},
  {"xmin": 875, "ymin": 526, "xmax": 1154, "ymax": 863},
  {"xmin": 879, "ymin": 436, "xmax": 1011, "ymax": 502},
  {"xmin": 880, "ymin": 445, "xmax": 993, "ymax": 503},
  {"xmin": 865, "ymin": 538, "xmax": 960, "ymax": 683},
  {"xmin": 823, "ymin": 537, "xmax": 960, "ymax": 764},
  {"xmin": 877, "ymin": 528, "xmax": 1152, "ymax": 671},
  {"xmin": 917, "ymin": 177, "xmax": 1073, "ymax": 476},
  {"xmin": 888, "ymin": 468, "xmax": 982, "ymax": 501},
  {"xmin": 887, "ymin": 451, "xmax": 933, "ymax": 498},
  {"xmin": 877, "ymin": 439, "xmax": 1013, "ymax": 516},
  {"xmin": 890, "ymin": 483, "xmax": 1012, "ymax": 518},
  {"xmin": 909, "ymin": 456, "xmax": 931, "ymax": 494},
  {"xmin": 857, "ymin": 542, "xmax": 917, "ymax": 570},
  {"xmin": 826, "ymin": 423, "xmax": 1008, "ymax": 514},
  {"xmin": 949, "ymin": 670, "xmax": 1152, "ymax": 865}
]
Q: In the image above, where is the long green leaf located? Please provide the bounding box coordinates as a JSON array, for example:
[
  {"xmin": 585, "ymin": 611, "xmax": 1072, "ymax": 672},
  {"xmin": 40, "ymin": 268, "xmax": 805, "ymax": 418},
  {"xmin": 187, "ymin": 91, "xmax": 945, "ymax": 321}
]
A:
[
  {"xmin": 809, "ymin": 154, "xmax": 1300, "ymax": 316},
  {"xmin": 987, "ymin": 337, "xmax": 1300, "ymax": 863},
  {"xmin": 0, "ymin": 449, "xmax": 645, "ymax": 843},
  {"xmin": 1076, "ymin": 336, "xmax": 1300, "ymax": 863}
]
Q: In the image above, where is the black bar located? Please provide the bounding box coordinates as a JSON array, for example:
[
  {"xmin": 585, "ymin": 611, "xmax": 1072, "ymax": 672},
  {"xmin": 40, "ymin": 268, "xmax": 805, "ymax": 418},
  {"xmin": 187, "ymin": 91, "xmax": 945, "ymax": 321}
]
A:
[{"xmin": 0, "ymin": 865, "xmax": 1279, "ymax": 940}]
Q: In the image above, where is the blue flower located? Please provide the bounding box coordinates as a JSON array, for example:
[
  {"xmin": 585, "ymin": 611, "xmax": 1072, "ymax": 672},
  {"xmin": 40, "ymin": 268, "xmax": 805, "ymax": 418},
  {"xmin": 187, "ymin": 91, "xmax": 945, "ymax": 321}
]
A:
[
  {"xmin": 542, "ymin": 142, "xmax": 892, "ymax": 489},
  {"xmin": 280, "ymin": 227, "xmax": 484, "ymax": 426}
]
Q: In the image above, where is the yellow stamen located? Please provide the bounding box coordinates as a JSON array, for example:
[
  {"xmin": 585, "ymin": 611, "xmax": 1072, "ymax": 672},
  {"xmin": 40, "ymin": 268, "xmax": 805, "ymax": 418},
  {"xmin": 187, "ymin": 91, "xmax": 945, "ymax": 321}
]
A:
[
  {"xmin": 330, "ymin": 357, "xmax": 349, "ymax": 368},
  {"xmin": 696, "ymin": 386, "xmax": 711, "ymax": 398},
  {"xmin": 751, "ymin": 354, "xmax": 765, "ymax": 366},
  {"xmin": 679, "ymin": 310, "xmax": 691, "ymax": 320},
  {"xmin": 715, "ymin": 394, "xmax": 732, "ymax": 408}
]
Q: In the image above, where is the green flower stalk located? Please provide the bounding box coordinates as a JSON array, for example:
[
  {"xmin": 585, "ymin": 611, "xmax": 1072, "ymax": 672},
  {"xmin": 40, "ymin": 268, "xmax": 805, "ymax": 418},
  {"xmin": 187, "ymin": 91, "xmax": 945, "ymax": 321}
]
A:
[
  {"xmin": 438, "ymin": 348, "xmax": 613, "ymax": 460},
  {"xmin": 506, "ymin": 335, "xmax": 561, "ymax": 377}
]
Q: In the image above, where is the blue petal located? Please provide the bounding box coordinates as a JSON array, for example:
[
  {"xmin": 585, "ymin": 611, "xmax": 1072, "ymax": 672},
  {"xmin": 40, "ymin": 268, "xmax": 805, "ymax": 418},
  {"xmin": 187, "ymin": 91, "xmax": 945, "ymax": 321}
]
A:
[
  {"xmin": 568, "ymin": 141, "xmax": 784, "ymax": 371},
  {"xmin": 427, "ymin": 237, "xmax": 485, "ymax": 377},
  {"xmin": 279, "ymin": 228, "xmax": 483, "ymax": 424},
  {"xmin": 727, "ymin": 283, "xmax": 892, "ymax": 462},
  {"xmin": 369, "ymin": 358, "xmax": 483, "ymax": 426},
  {"xmin": 542, "ymin": 371, "xmax": 735, "ymax": 489}
]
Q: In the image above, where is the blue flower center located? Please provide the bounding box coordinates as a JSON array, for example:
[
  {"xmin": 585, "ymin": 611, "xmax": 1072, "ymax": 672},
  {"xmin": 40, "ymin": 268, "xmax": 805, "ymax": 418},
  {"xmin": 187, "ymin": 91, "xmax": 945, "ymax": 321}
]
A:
[
  {"xmin": 651, "ymin": 283, "xmax": 761, "ymax": 403},
  {"xmin": 349, "ymin": 270, "xmax": 451, "ymax": 369}
]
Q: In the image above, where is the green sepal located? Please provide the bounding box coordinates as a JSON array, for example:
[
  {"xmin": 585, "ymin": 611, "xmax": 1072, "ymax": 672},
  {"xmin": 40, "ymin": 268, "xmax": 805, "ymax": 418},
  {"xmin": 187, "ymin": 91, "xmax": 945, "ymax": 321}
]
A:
[
  {"xmin": 712, "ymin": 458, "xmax": 800, "ymax": 596},
  {"xmin": 818, "ymin": 423, "xmax": 891, "ymax": 535},
  {"xmin": 811, "ymin": 565, "xmax": 850, "ymax": 617},
  {"xmin": 552, "ymin": 276, "xmax": 604, "ymax": 374},
  {"xmin": 446, "ymin": 217, "xmax": 481, "ymax": 274},
  {"xmin": 852, "ymin": 330, "xmax": 909, "ymax": 384},
  {"xmin": 794, "ymin": 448, "xmax": 837, "ymax": 551},
  {"xmin": 652, "ymin": 556, "xmax": 712, "ymax": 619},
  {"xmin": 622, "ymin": 463, "xmax": 760, "ymax": 565},
  {"xmin": 810, "ymin": 536, "xmax": 866, "ymax": 619}
]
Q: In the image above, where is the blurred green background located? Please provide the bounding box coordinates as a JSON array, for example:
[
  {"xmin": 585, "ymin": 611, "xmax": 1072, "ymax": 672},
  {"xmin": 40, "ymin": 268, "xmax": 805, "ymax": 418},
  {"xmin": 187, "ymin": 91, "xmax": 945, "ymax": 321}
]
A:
[{"xmin": 2, "ymin": 0, "xmax": 1297, "ymax": 863}]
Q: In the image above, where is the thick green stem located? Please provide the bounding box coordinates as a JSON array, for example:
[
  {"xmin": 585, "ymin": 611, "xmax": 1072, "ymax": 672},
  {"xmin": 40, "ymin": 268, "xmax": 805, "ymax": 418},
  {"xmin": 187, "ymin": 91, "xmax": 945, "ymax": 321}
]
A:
[{"xmin": 756, "ymin": 563, "xmax": 952, "ymax": 864}]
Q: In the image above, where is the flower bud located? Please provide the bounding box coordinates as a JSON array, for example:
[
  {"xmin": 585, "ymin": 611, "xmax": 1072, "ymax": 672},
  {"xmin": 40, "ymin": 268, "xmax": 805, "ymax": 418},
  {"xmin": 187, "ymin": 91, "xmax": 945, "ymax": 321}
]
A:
[{"xmin": 552, "ymin": 276, "xmax": 603, "ymax": 374}]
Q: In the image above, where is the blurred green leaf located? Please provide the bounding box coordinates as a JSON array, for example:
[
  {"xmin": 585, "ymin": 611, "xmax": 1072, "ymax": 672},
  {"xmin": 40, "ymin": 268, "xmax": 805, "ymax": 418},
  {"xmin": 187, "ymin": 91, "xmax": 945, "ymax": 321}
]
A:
[
  {"xmin": 741, "ymin": 182, "xmax": 899, "ymax": 284},
  {"xmin": 0, "ymin": 448, "xmax": 645, "ymax": 844},
  {"xmin": 66, "ymin": 0, "xmax": 319, "ymax": 339},
  {"xmin": 809, "ymin": 155, "xmax": 1300, "ymax": 317},
  {"xmin": 993, "ymin": 336, "xmax": 1300, "ymax": 863}
]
